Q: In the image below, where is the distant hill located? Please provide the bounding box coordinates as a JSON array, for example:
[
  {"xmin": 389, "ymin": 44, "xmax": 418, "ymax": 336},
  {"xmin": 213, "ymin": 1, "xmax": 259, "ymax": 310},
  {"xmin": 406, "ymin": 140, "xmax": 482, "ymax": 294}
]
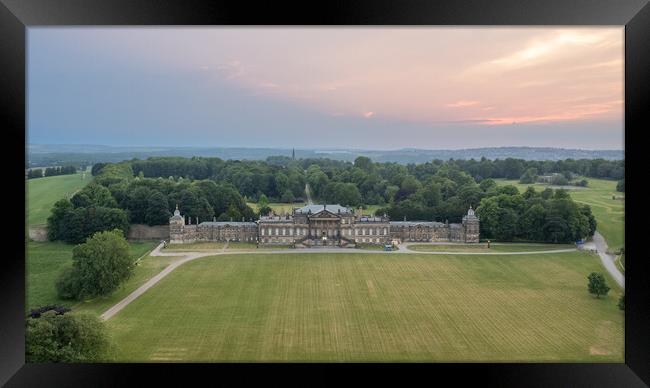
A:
[{"xmin": 27, "ymin": 144, "xmax": 624, "ymax": 167}]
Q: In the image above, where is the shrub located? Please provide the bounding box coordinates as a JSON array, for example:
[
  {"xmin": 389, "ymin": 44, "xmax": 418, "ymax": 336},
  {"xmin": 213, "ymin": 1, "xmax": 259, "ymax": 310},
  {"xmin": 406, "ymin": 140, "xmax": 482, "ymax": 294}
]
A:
[{"xmin": 26, "ymin": 311, "xmax": 110, "ymax": 362}]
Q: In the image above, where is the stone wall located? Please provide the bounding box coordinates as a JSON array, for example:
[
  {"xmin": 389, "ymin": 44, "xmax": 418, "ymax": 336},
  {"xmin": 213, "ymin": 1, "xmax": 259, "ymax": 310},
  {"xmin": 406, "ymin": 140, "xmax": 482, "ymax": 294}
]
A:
[{"xmin": 127, "ymin": 224, "xmax": 170, "ymax": 240}]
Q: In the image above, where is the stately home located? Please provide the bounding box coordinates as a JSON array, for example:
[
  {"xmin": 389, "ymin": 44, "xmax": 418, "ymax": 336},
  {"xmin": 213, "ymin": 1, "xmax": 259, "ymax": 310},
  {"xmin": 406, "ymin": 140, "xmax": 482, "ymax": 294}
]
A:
[{"xmin": 169, "ymin": 204, "xmax": 479, "ymax": 247}]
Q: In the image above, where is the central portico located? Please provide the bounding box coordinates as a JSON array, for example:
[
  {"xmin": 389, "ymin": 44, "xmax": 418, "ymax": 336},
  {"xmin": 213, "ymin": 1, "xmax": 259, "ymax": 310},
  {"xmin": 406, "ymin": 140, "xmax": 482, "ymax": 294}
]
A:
[
  {"xmin": 297, "ymin": 204, "xmax": 354, "ymax": 246},
  {"xmin": 259, "ymin": 204, "xmax": 362, "ymax": 247}
]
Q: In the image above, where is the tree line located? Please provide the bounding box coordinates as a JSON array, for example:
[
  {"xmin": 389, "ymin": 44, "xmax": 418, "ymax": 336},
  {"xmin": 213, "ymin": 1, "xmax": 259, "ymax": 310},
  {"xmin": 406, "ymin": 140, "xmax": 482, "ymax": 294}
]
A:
[
  {"xmin": 475, "ymin": 185, "xmax": 596, "ymax": 243},
  {"xmin": 47, "ymin": 155, "xmax": 601, "ymax": 244},
  {"xmin": 27, "ymin": 165, "xmax": 77, "ymax": 179}
]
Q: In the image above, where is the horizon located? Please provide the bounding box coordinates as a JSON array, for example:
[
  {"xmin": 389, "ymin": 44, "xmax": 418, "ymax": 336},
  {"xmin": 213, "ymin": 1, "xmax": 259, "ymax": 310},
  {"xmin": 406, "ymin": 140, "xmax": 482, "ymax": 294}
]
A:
[
  {"xmin": 28, "ymin": 142, "xmax": 624, "ymax": 152},
  {"xmin": 28, "ymin": 27, "xmax": 624, "ymax": 149}
]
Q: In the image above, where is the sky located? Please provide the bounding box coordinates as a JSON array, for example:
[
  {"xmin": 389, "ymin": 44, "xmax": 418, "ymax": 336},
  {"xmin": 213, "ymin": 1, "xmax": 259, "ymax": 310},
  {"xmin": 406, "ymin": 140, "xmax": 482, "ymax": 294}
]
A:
[{"xmin": 28, "ymin": 27, "xmax": 624, "ymax": 150}]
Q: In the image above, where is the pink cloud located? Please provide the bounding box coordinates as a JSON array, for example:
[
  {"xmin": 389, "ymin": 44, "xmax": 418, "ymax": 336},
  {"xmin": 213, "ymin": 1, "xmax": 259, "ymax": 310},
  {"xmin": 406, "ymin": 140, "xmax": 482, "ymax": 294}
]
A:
[{"xmin": 446, "ymin": 100, "xmax": 480, "ymax": 108}]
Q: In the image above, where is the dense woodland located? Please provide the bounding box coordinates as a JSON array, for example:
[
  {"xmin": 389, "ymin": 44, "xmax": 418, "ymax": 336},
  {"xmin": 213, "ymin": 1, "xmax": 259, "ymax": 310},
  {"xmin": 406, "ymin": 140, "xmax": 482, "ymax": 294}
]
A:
[{"xmin": 46, "ymin": 155, "xmax": 610, "ymax": 244}]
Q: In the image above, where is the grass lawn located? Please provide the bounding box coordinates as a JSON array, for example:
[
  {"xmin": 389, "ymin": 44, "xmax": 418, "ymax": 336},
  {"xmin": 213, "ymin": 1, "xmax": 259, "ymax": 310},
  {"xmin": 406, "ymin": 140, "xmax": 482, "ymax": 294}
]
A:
[
  {"xmin": 362, "ymin": 204, "xmax": 385, "ymax": 215},
  {"xmin": 27, "ymin": 172, "xmax": 90, "ymax": 227},
  {"xmin": 247, "ymin": 202, "xmax": 306, "ymax": 215},
  {"xmin": 407, "ymin": 243, "xmax": 575, "ymax": 253},
  {"xmin": 495, "ymin": 178, "xmax": 624, "ymax": 252},
  {"xmin": 355, "ymin": 243, "xmax": 387, "ymax": 250},
  {"xmin": 26, "ymin": 240, "xmax": 158, "ymax": 312},
  {"xmin": 107, "ymin": 251, "xmax": 623, "ymax": 362}
]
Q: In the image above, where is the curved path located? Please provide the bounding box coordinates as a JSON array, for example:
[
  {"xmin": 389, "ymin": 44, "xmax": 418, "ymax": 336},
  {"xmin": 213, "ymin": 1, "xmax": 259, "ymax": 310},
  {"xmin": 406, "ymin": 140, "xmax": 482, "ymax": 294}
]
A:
[
  {"xmin": 100, "ymin": 243, "xmax": 577, "ymax": 321},
  {"xmin": 583, "ymin": 231, "xmax": 624, "ymax": 289}
]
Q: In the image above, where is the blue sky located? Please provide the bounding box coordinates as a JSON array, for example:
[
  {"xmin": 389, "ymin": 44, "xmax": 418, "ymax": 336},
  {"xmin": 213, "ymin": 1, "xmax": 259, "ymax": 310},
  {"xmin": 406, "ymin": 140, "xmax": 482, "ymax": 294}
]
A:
[{"xmin": 27, "ymin": 28, "xmax": 624, "ymax": 150}]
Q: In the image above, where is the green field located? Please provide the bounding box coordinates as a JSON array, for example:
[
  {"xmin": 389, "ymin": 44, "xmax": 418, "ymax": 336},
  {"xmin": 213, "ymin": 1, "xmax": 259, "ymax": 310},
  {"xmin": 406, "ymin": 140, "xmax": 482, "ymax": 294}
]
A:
[
  {"xmin": 107, "ymin": 251, "xmax": 623, "ymax": 362},
  {"xmin": 27, "ymin": 172, "xmax": 90, "ymax": 226},
  {"xmin": 247, "ymin": 202, "xmax": 306, "ymax": 215},
  {"xmin": 407, "ymin": 243, "xmax": 575, "ymax": 253},
  {"xmin": 26, "ymin": 240, "xmax": 158, "ymax": 312},
  {"xmin": 495, "ymin": 178, "xmax": 624, "ymax": 252}
]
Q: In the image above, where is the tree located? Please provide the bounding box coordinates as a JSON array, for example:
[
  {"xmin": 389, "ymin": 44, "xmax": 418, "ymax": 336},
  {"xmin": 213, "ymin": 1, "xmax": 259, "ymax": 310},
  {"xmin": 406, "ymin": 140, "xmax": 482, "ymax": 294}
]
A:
[
  {"xmin": 145, "ymin": 191, "xmax": 171, "ymax": 225},
  {"xmin": 258, "ymin": 205, "xmax": 272, "ymax": 217},
  {"xmin": 580, "ymin": 205, "xmax": 597, "ymax": 237},
  {"xmin": 71, "ymin": 183, "xmax": 118, "ymax": 209},
  {"xmin": 554, "ymin": 188, "xmax": 570, "ymax": 199},
  {"xmin": 84, "ymin": 207, "xmax": 130, "ymax": 243},
  {"xmin": 540, "ymin": 187, "xmax": 554, "ymax": 200},
  {"xmin": 91, "ymin": 163, "xmax": 107, "ymax": 176},
  {"xmin": 502, "ymin": 158, "xmax": 525, "ymax": 179},
  {"xmin": 416, "ymin": 182, "xmax": 442, "ymax": 207},
  {"xmin": 258, "ymin": 194, "xmax": 269, "ymax": 208},
  {"xmin": 587, "ymin": 272, "xmax": 610, "ymax": 299},
  {"xmin": 124, "ymin": 186, "xmax": 152, "ymax": 223},
  {"xmin": 323, "ymin": 182, "xmax": 361, "ymax": 207},
  {"xmin": 353, "ymin": 156, "xmax": 374, "ymax": 173},
  {"xmin": 176, "ymin": 188, "xmax": 214, "ymax": 221},
  {"xmin": 395, "ymin": 176, "xmax": 421, "ymax": 201},
  {"xmin": 56, "ymin": 230, "xmax": 133, "ymax": 300},
  {"xmin": 47, "ymin": 199, "xmax": 74, "ymax": 241},
  {"xmin": 519, "ymin": 167, "xmax": 538, "ymax": 184},
  {"xmin": 280, "ymin": 189, "xmax": 295, "ymax": 203},
  {"xmin": 618, "ymin": 294, "xmax": 624, "ymax": 310},
  {"xmin": 496, "ymin": 185, "xmax": 519, "ymax": 196},
  {"xmin": 616, "ymin": 179, "xmax": 624, "ymax": 192},
  {"xmin": 26, "ymin": 311, "xmax": 110, "ymax": 362},
  {"xmin": 518, "ymin": 204, "xmax": 547, "ymax": 241},
  {"xmin": 479, "ymin": 178, "xmax": 497, "ymax": 192},
  {"xmin": 28, "ymin": 169, "xmax": 43, "ymax": 179}
]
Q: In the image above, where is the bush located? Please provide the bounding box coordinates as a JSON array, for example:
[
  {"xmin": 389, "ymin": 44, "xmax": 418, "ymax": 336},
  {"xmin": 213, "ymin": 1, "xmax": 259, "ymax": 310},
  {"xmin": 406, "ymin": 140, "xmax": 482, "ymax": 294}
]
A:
[
  {"xmin": 616, "ymin": 179, "xmax": 624, "ymax": 192},
  {"xmin": 28, "ymin": 305, "xmax": 71, "ymax": 319},
  {"xmin": 26, "ymin": 311, "xmax": 110, "ymax": 362},
  {"xmin": 618, "ymin": 294, "xmax": 624, "ymax": 310},
  {"xmin": 55, "ymin": 267, "xmax": 82, "ymax": 300}
]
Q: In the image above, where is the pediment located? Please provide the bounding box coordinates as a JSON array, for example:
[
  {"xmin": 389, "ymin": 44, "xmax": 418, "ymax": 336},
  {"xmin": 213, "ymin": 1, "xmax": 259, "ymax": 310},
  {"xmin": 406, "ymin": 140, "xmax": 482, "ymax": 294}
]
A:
[{"xmin": 309, "ymin": 210, "xmax": 341, "ymax": 219}]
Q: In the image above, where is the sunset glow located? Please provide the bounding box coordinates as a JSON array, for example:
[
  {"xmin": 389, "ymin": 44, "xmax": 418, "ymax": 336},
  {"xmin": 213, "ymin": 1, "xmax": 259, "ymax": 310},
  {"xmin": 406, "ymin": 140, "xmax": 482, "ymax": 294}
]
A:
[{"xmin": 28, "ymin": 27, "xmax": 623, "ymax": 149}]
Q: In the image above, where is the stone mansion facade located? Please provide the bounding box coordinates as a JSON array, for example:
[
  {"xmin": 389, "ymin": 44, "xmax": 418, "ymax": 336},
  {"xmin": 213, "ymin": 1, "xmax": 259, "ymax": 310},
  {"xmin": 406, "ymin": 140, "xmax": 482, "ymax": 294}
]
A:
[{"xmin": 170, "ymin": 204, "xmax": 479, "ymax": 247}]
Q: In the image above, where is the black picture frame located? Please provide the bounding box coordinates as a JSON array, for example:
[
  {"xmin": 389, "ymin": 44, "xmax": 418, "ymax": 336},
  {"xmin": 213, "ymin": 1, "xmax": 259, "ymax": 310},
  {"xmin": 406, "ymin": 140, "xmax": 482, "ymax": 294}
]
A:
[{"xmin": 2, "ymin": 0, "xmax": 649, "ymax": 386}]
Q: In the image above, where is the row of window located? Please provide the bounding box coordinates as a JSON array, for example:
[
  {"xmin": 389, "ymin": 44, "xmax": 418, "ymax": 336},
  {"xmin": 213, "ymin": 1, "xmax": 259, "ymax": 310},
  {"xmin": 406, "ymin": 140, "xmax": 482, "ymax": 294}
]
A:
[
  {"xmin": 259, "ymin": 237, "xmax": 386, "ymax": 244},
  {"xmin": 260, "ymin": 227, "xmax": 391, "ymax": 237}
]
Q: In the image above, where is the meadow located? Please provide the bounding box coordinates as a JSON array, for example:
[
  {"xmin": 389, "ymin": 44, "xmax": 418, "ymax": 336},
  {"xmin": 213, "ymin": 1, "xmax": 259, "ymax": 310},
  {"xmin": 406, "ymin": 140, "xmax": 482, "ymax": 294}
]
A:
[
  {"xmin": 107, "ymin": 251, "xmax": 623, "ymax": 362},
  {"xmin": 407, "ymin": 243, "xmax": 575, "ymax": 253},
  {"xmin": 26, "ymin": 240, "xmax": 158, "ymax": 312},
  {"xmin": 26, "ymin": 171, "xmax": 90, "ymax": 226},
  {"xmin": 247, "ymin": 202, "xmax": 305, "ymax": 215},
  {"xmin": 495, "ymin": 178, "xmax": 624, "ymax": 252}
]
